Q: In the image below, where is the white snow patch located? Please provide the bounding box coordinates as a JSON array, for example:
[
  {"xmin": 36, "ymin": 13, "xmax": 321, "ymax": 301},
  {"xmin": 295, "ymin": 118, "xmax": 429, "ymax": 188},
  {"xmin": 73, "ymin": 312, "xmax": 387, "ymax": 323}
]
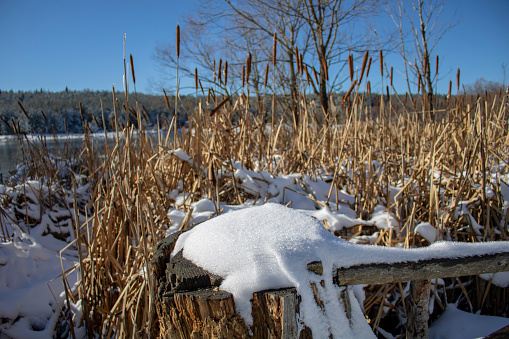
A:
[
  {"xmin": 415, "ymin": 222, "xmax": 438, "ymax": 243},
  {"xmin": 429, "ymin": 304, "xmax": 509, "ymax": 339},
  {"xmin": 173, "ymin": 203, "xmax": 376, "ymax": 338},
  {"xmin": 479, "ymin": 271, "xmax": 509, "ymax": 288}
]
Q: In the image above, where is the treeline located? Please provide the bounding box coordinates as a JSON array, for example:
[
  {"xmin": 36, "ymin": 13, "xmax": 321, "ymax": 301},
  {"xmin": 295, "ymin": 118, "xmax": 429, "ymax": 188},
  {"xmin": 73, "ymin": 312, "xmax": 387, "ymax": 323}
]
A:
[{"xmin": 0, "ymin": 89, "xmax": 187, "ymax": 135}]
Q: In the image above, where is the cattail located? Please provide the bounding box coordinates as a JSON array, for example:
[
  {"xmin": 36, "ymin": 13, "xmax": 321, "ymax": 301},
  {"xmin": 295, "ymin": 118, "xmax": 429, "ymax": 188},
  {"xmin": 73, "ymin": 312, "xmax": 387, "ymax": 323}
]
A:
[
  {"xmin": 312, "ymin": 67, "xmax": 319, "ymax": 84},
  {"xmin": 272, "ymin": 33, "xmax": 277, "ymax": 67},
  {"xmin": 246, "ymin": 53, "xmax": 252, "ymax": 84},
  {"xmin": 242, "ymin": 65, "xmax": 246, "ymax": 87},
  {"xmin": 379, "ymin": 50, "xmax": 384, "ymax": 77},
  {"xmin": 18, "ymin": 101, "xmax": 29, "ymax": 119},
  {"xmin": 386, "ymin": 85, "xmax": 390, "ymax": 100},
  {"xmin": 390, "ymin": 66, "xmax": 393, "ymax": 86},
  {"xmin": 456, "ymin": 68, "xmax": 460, "ymax": 91},
  {"xmin": 130, "ymin": 54, "xmax": 136, "ymax": 85},
  {"xmin": 348, "ymin": 54, "xmax": 354, "ymax": 82},
  {"xmin": 213, "ymin": 60, "xmax": 216, "ymax": 82},
  {"xmin": 295, "ymin": 47, "xmax": 300, "ymax": 74},
  {"xmin": 195, "ymin": 68, "xmax": 198, "ymax": 90},
  {"xmin": 264, "ymin": 63, "xmax": 269, "ymax": 87},
  {"xmin": 224, "ymin": 61, "xmax": 228, "ymax": 85},
  {"xmin": 358, "ymin": 51, "xmax": 369, "ymax": 85},
  {"xmin": 435, "ymin": 55, "xmax": 439, "ymax": 76},
  {"xmin": 218, "ymin": 59, "xmax": 222, "ymax": 84},
  {"xmin": 404, "ymin": 93, "xmax": 407, "ymax": 106},
  {"xmin": 199, "ymin": 79, "xmax": 205, "ymax": 95},
  {"xmin": 176, "ymin": 25, "xmax": 180, "ymax": 58},
  {"xmin": 163, "ymin": 89, "xmax": 171, "ymax": 110},
  {"xmin": 343, "ymin": 79, "xmax": 358, "ymax": 103},
  {"xmin": 40, "ymin": 110, "xmax": 47, "ymax": 122},
  {"xmin": 418, "ymin": 73, "xmax": 422, "ymax": 93},
  {"xmin": 300, "ymin": 54, "xmax": 304, "ymax": 76},
  {"xmin": 366, "ymin": 57, "xmax": 372, "ymax": 78},
  {"xmin": 321, "ymin": 57, "xmax": 329, "ymax": 81},
  {"xmin": 448, "ymin": 80, "xmax": 452, "ymax": 99},
  {"xmin": 367, "ymin": 81, "xmax": 371, "ymax": 95},
  {"xmin": 305, "ymin": 66, "xmax": 311, "ymax": 86}
]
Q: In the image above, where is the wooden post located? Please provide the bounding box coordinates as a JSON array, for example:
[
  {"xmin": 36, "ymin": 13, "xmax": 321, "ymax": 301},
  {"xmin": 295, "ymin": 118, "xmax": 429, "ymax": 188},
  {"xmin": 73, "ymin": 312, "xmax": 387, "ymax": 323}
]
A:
[
  {"xmin": 150, "ymin": 230, "xmax": 309, "ymax": 338},
  {"xmin": 406, "ymin": 280, "xmax": 431, "ymax": 339}
]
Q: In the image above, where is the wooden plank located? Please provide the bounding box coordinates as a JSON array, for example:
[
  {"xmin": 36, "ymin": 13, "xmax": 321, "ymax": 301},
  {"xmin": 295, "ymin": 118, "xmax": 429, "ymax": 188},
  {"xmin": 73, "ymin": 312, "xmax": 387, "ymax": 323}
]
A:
[{"xmin": 335, "ymin": 251, "xmax": 509, "ymax": 286}]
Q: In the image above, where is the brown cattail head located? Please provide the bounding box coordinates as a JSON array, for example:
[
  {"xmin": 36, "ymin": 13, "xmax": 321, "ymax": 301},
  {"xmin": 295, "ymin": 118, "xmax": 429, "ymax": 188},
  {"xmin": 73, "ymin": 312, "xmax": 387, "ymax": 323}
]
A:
[
  {"xmin": 273, "ymin": 33, "xmax": 277, "ymax": 67},
  {"xmin": 379, "ymin": 50, "xmax": 384, "ymax": 78},
  {"xmin": 176, "ymin": 25, "xmax": 180, "ymax": 58},
  {"xmin": 195, "ymin": 68, "xmax": 198, "ymax": 90},
  {"xmin": 435, "ymin": 55, "xmax": 439, "ymax": 76},
  {"xmin": 312, "ymin": 67, "xmax": 319, "ymax": 84},
  {"xmin": 367, "ymin": 81, "xmax": 371, "ymax": 95},
  {"xmin": 264, "ymin": 63, "xmax": 269, "ymax": 87},
  {"xmin": 456, "ymin": 68, "xmax": 460, "ymax": 91},
  {"xmin": 366, "ymin": 57, "xmax": 372, "ymax": 78},
  {"xmin": 304, "ymin": 66, "xmax": 311, "ymax": 86},
  {"xmin": 390, "ymin": 66, "xmax": 393, "ymax": 87},
  {"xmin": 321, "ymin": 57, "xmax": 329, "ymax": 81},
  {"xmin": 224, "ymin": 61, "xmax": 228, "ymax": 85},
  {"xmin": 343, "ymin": 79, "xmax": 358, "ymax": 103},
  {"xmin": 418, "ymin": 73, "xmax": 422, "ymax": 93},
  {"xmin": 199, "ymin": 79, "xmax": 205, "ymax": 95},
  {"xmin": 242, "ymin": 65, "xmax": 246, "ymax": 87},
  {"xmin": 246, "ymin": 53, "xmax": 252, "ymax": 84},
  {"xmin": 163, "ymin": 89, "xmax": 171, "ymax": 110},
  {"xmin": 348, "ymin": 54, "xmax": 354, "ymax": 82},
  {"xmin": 213, "ymin": 60, "xmax": 216, "ymax": 82},
  {"xmin": 218, "ymin": 59, "xmax": 223, "ymax": 84},
  {"xmin": 295, "ymin": 47, "xmax": 300, "ymax": 74},
  {"xmin": 448, "ymin": 80, "xmax": 452, "ymax": 99},
  {"xmin": 358, "ymin": 51, "xmax": 369, "ymax": 85},
  {"xmin": 130, "ymin": 54, "xmax": 136, "ymax": 85},
  {"xmin": 299, "ymin": 53, "xmax": 304, "ymax": 75}
]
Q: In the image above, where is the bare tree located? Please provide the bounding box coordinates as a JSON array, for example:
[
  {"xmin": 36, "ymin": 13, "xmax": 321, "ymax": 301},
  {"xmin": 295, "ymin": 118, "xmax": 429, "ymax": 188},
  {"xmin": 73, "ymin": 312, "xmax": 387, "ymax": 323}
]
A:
[
  {"xmin": 155, "ymin": 0, "xmax": 382, "ymax": 121},
  {"xmin": 387, "ymin": 0, "xmax": 457, "ymax": 112}
]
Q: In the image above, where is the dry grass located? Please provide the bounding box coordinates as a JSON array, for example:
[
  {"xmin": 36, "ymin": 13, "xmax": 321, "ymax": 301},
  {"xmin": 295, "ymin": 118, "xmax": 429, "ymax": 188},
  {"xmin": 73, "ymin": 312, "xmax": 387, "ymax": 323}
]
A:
[{"xmin": 2, "ymin": 48, "xmax": 508, "ymax": 338}]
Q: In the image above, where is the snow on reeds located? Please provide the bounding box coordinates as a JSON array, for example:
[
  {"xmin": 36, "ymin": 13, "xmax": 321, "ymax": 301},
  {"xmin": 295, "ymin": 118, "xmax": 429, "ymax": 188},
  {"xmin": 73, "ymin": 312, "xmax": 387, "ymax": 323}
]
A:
[{"xmin": 1, "ymin": 73, "xmax": 509, "ymax": 337}]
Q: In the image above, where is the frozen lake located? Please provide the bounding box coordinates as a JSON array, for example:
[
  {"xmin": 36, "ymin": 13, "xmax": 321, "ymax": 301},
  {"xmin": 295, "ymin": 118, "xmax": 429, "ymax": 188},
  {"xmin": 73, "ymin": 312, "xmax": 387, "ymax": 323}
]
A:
[{"xmin": 0, "ymin": 134, "xmax": 115, "ymax": 180}]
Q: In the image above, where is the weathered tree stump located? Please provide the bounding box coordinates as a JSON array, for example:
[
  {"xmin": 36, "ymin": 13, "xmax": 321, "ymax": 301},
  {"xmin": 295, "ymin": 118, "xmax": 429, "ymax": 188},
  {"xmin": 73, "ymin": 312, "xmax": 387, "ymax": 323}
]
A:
[{"xmin": 149, "ymin": 230, "xmax": 311, "ymax": 338}]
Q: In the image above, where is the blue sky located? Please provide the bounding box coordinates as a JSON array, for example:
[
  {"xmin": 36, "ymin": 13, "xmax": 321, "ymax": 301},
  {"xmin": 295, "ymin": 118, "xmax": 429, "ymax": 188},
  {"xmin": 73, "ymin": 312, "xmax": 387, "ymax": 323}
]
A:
[{"xmin": 0, "ymin": 0, "xmax": 508, "ymax": 94}]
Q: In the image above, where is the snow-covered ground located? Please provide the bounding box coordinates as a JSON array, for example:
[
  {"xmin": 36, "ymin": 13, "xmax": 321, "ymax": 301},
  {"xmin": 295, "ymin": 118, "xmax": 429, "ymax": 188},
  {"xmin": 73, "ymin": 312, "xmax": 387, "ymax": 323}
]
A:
[{"xmin": 1, "ymin": 149, "xmax": 509, "ymax": 338}]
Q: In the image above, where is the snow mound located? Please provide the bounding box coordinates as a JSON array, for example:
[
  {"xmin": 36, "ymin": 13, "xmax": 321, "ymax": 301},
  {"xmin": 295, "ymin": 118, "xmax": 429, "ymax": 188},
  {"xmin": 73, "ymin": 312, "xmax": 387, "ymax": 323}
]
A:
[{"xmin": 173, "ymin": 203, "xmax": 375, "ymax": 338}]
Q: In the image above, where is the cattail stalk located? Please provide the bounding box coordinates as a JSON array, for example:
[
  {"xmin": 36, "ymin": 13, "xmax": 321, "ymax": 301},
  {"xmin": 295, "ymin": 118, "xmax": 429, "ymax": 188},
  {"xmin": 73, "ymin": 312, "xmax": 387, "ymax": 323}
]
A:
[{"xmin": 379, "ymin": 50, "xmax": 384, "ymax": 77}]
